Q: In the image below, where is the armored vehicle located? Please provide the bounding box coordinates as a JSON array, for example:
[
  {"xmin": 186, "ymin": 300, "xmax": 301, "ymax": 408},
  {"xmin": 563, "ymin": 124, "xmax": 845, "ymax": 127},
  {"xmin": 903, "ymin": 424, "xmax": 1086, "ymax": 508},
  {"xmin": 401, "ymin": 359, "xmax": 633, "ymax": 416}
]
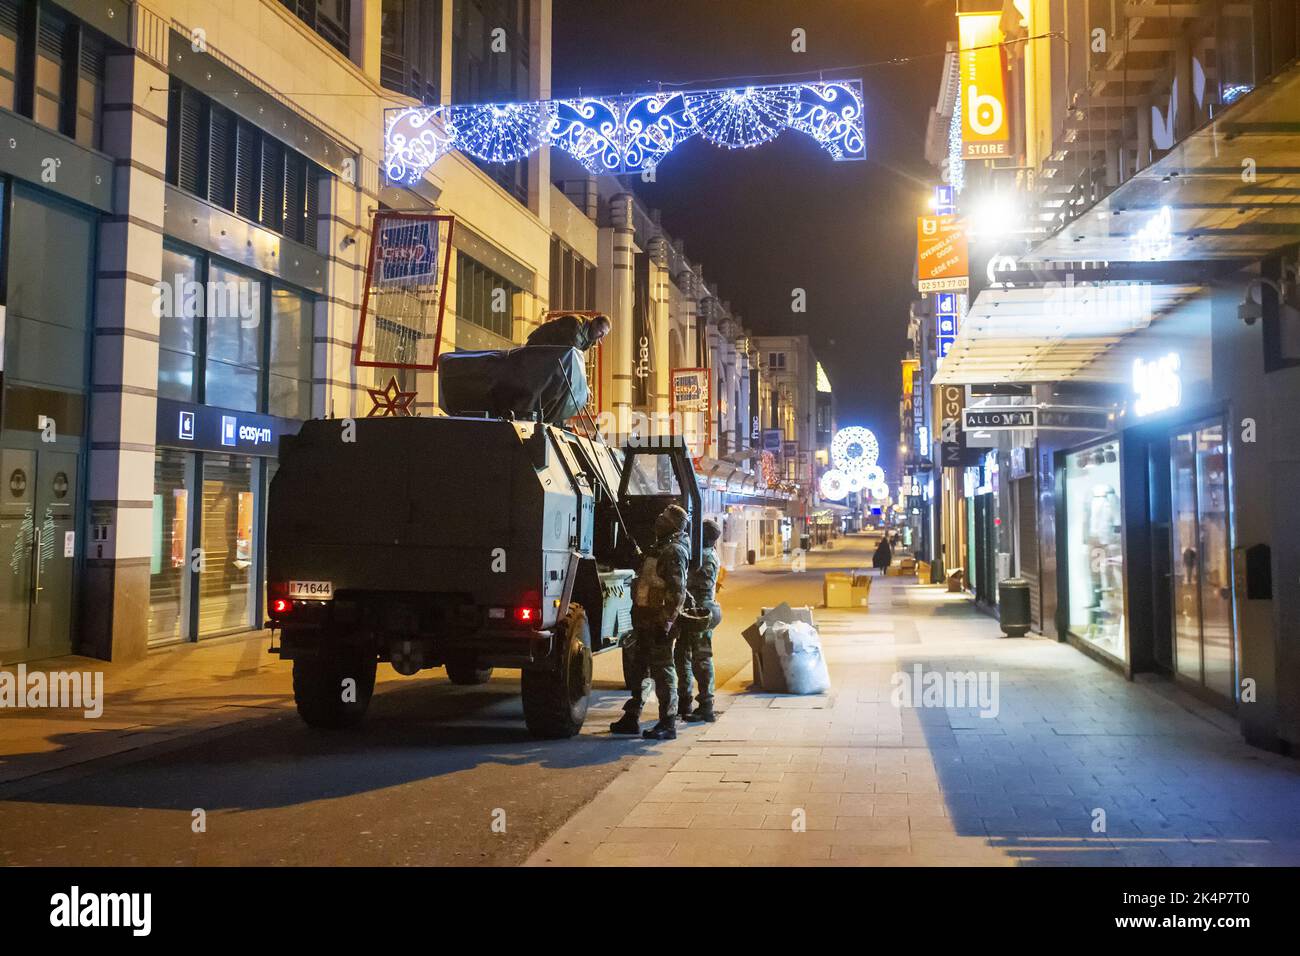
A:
[{"xmin": 266, "ymin": 402, "xmax": 701, "ymax": 738}]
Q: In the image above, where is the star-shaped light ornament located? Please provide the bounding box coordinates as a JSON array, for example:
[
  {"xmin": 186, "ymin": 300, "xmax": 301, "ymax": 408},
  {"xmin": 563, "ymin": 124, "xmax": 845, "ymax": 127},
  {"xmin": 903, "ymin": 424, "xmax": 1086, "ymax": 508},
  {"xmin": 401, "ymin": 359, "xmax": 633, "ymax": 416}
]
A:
[{"xmin": 367, "ymin": 377, "xmax": 417, "ymax": 418}]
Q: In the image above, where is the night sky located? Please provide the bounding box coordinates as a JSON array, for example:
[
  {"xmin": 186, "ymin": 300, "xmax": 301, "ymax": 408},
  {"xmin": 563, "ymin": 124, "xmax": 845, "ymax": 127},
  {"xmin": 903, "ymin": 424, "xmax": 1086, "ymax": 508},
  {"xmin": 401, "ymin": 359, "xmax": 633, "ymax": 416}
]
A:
[{"xmin": 551, "ymin": 0, "xmax": 955, "ymax": 479}]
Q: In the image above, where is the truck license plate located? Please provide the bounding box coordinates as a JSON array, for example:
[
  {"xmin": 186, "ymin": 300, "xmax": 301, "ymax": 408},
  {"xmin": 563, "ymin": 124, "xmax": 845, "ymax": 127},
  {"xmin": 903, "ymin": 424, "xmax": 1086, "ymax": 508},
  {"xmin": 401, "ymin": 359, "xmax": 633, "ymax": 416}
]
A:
[{"xmin": 289, "ymin": 581, "xmax": 333, "ymax": 600}]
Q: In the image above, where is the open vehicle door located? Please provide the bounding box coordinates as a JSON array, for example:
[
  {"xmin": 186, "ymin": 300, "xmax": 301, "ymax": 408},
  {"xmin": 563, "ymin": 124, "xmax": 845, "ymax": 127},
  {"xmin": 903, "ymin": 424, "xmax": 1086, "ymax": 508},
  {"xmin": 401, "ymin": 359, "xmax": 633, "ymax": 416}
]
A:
[{"xmin": 617, "ymin": 437, "xmax": 703, "ymax": 569}]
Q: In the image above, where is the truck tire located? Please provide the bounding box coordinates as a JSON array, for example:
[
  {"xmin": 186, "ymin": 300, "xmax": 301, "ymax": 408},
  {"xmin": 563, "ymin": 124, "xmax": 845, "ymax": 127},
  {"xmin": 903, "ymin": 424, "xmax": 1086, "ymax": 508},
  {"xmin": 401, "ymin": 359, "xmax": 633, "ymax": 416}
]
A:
[
  {"xmin": 445, "ymin": 657, "xmax": 494, "ymax": 685},
  {"xmin": 521, "ymin": 605, "xmax": 592, "ymax": 739},
  {"xmin": 292, "ymin": 652, "xmax": 377, "ymax": 729}
]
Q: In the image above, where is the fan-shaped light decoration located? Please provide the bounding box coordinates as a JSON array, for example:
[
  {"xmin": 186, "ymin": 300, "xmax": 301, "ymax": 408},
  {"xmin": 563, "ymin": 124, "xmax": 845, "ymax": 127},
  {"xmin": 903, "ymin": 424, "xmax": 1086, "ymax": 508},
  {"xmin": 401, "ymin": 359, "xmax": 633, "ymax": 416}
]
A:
[
  {"xmin": 384, "ymin": 79, "xmax": 866, "ymax": 183},
  {"xmin": 831, "ymin": 426, "xmax": 880, "ymax": 475},
  {"xmin": 869, "ymin": 481, "xmax": 890, "ymax": 500},
  {"xmin": 819, "ymin": 469, "xmax": 850, "ymax": 502},
  {"xmin": 684, "ymin": 85, "xmax": 799, "ymax": 150},
  {"xmin": 861, "ymin": 465, "xmax": 885, "ymax": 487},
  {"xmin": 843, "ymin": 471, "xmax": 865, "ymax": 493}
]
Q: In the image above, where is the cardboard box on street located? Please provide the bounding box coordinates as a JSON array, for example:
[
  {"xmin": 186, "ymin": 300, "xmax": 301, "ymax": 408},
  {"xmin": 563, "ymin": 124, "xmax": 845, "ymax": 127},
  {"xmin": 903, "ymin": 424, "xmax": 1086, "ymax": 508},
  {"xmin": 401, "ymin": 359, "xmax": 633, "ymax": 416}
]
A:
[
  {"xmin": 741, "ymin": 603, "xmax": 816, "ymax": 693},
  {"xmin": 850, "ymin": 572, "xmax": 871, "ymax": 607},
  {"xmin": 823, "ymin": 572, "xmax": 853, "ymax": 608}
]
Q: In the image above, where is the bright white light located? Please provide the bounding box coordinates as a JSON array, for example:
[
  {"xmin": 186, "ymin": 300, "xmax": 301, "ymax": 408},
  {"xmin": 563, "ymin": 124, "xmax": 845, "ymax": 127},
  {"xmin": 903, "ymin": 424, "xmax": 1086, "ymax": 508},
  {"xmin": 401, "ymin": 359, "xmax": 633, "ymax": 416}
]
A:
[
  {"xmin": 1131, "ymin": 205, "xmax": 1173, "ymax": 261},
  {"xmin": 831, "ymin": 426, "xmax": 879, "ymax": 474},
  {"xmin": 820, "ymin": 469, "xmax": 850, "ymax": 502},
  {"xmin": 1133, "ymin": 352, "xmax": 1182, "ymax": 416},
  {"xmin": 965, "ymin": 191, "xmax": 1021, "ymax": 238}
]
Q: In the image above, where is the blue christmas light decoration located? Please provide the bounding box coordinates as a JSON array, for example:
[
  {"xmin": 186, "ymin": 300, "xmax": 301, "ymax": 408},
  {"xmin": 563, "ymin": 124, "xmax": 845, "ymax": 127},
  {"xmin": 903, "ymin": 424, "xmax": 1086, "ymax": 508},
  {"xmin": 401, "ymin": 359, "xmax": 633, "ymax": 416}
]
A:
[{"xmin": 384, "ymin": 79, "xmax": 866, "ymax": 184}]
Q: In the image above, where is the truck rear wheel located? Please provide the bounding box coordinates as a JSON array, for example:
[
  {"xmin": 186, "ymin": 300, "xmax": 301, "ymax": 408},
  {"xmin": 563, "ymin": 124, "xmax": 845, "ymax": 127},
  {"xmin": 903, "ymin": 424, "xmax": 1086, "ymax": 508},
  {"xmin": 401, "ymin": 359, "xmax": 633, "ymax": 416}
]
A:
[
  {"xmin": 445, "ymin": 657, "xmax": 494, "ymax": 685},
  {"xmin": 521, "ymin": 605, "xmax": 591, "ymax": 739},
  {"xmin": 292, "ymin": 652, "xmax": 377, "ymax": 729}
]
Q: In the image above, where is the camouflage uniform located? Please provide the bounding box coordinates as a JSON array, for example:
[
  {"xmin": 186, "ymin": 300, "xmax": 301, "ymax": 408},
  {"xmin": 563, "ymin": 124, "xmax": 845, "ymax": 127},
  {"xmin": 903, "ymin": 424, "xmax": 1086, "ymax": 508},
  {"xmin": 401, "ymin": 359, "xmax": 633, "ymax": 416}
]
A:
[
  {"xmin": 622, "ymin": 526, "xmax": 690, "ymax": 723},
  {"xmin": 675, "ymin": 545, "xmax": 720, "ymax": 714}
]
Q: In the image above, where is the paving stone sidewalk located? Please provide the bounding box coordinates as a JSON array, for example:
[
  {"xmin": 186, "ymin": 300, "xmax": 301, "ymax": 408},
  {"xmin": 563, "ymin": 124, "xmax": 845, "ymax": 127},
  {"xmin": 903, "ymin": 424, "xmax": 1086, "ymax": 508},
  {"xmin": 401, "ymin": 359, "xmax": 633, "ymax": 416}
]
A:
[{"xmin": 527, "ymin": 575, "xmax": 1300, "ymax": 866}]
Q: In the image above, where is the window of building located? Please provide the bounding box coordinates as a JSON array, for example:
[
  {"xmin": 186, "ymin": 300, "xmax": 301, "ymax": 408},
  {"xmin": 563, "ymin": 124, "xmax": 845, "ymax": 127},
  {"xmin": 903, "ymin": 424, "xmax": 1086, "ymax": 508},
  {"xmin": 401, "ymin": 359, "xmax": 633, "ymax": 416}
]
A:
[
  {"xmin": 453, "ymin": 0, "xmax": 530, "ymax": 204},
  {"xmin": 158, "ymin": 245, "xmax": 201, "ymax": 402},
  {"xmin": 0, "ymin": 0, "xmax": 109, "ymax": 148},
  {"xmin": 159, "ymin": 241, "xmax": 316, "ymax": 420},
  {"xmin": 547, "ymin": 237, "xmax": 595, "ymax": 311},
  {"xmin": 279, "ymin": 0, "xmax": 351, "ymax": 57},
  {"xmin": 166, "ymin": 79, "xmax": 324, "ymax": 247},
  {"xmin": 1064, "ymin": 438, "xmax": 1125, "ymax": 661},
  {"xmin": 768, "ymin": 352, "xmax": 786, "ymax": 369},
  {"xmin": 268, "ymin": 287, "xmax": 314, "ymax": 420},
  {"xmin": 381, "ymin": 0, "xmax": 440, "ymax": 102},
  {"xmin": 456, "ymin": 252, "xmax": 518, "ymax": 340}
]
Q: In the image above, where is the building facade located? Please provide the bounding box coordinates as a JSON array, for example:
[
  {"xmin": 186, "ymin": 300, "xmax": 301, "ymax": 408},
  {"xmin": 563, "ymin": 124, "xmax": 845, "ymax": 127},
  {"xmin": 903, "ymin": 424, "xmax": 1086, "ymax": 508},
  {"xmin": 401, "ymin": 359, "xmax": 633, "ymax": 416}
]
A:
[
  {"xmin": 919, "ymin": 0, "xmax": 1300, "ymax": 753},
  {"xmin": 0, "ymin": 0, "xmax": 816, "ymax": 666}
]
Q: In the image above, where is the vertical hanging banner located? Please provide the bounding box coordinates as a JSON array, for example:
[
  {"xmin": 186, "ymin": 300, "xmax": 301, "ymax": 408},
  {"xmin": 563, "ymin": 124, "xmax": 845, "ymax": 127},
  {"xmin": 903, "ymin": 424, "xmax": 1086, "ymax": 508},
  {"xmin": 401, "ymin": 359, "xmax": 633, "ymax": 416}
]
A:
[
  {"xmin": 958, "ymin": 12, "xmax": 1010, "ymax": 159},
  {"xmin": 935, "ymin": 290, "xmax": 961, "ymax": 359},
  {"xmin": 632, "ymin": 253, "xmax": 654, "ymax": 409},
  {"xmin": 917, "ymin": 215, "xmax": 969, "ymax": 293},
  {"xmin": 671, "ymin": 367, "xmax": 711, "ymax": 460}
]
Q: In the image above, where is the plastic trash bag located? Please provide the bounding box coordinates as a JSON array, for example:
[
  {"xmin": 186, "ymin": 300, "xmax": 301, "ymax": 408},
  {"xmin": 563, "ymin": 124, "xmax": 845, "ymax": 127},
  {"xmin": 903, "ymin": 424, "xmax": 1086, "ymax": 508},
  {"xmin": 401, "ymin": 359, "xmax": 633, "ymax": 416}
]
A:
[{"xmin": 770, "ymin": 620, "xmax": 831, "ymax": 696}]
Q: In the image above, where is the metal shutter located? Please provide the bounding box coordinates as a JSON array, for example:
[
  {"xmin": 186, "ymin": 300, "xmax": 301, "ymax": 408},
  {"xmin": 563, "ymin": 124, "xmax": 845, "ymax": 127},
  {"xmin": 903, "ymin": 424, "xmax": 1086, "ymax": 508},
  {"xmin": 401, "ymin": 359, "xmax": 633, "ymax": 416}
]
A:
[
  {"xmin": 282, "ymin": 151, "xmax": 304, "ymax": 243},
  {"xmin": 234, "ymin": 120, "xmax": 259, "ymax": 221},
  {"xmin": 175, "ymin": 87, "xmax": 204, "ymax": 196},
  {"xmin": 303, "ymin": 163, "xmax": 319, "ymax": 249},
  {"xmin": 207, "ymin": 104, "xmax": 233, "ymax": 208},
  {"xmin": 259, "ymin": 137, "xmax": 284, "ymax": 232}
]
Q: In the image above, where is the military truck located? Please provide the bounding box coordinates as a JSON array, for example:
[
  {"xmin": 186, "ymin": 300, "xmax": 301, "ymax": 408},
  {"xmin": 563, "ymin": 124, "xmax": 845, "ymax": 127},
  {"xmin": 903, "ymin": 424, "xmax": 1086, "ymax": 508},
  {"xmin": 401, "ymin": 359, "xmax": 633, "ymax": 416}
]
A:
[{"xmin": 265, "ymin": 383, "xmax": 702, "ymax": 739}]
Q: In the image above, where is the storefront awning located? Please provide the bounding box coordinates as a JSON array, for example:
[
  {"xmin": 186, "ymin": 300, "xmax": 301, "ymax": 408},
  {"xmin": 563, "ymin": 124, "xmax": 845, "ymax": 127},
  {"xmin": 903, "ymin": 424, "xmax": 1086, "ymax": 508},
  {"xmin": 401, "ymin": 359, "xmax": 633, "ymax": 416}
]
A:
[
  {"xmin": 1028, "ymin": 58, "xmax": 1300, "ymax": 264},
  {"xmin": 932, "ymin": 281, "xmax": 1205, "ymax": 385}
]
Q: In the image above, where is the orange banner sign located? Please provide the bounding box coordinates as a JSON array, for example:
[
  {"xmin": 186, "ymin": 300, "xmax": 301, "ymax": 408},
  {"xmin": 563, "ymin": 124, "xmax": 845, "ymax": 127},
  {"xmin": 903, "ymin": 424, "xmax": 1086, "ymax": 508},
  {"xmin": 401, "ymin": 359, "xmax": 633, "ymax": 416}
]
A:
[
  {"xmin": 917, "ymin": 215, "xmax": 969, "ymax": 292},
  {"xmin": 958, "ymin": 12, "xmax": 1010, "ymax": 159}
]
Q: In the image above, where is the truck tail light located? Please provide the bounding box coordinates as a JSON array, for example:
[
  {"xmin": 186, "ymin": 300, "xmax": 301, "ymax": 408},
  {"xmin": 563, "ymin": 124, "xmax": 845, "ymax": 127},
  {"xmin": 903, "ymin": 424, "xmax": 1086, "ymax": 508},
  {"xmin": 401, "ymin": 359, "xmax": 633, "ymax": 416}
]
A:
[
  {"xmin": 271, "ymin": 598, "xmax": 293, "ymax": 616},
  {"xmin": 514, "ymin": 606, "xmax": 537, "ymax": 624}
]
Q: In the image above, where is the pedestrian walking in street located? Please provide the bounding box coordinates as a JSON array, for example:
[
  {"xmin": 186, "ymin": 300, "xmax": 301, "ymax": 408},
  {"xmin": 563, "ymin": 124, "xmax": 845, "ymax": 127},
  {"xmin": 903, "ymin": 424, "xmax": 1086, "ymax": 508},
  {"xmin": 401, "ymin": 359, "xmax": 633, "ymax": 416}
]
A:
[
  {"xmin": 611, "ymin": 503, "xmax": 690, "ymax": 740},
  {"xmin": 676, "ymin": 519, "xmax": 722, "ymax": 724},
  {"xmin": 872, "ymin": 535, "xmax": 893, "ymax": 576}
]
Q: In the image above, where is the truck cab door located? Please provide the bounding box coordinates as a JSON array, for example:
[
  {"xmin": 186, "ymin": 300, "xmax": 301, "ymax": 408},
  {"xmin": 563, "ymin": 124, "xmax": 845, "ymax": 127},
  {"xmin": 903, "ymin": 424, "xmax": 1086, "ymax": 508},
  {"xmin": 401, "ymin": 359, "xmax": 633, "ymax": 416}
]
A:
[{"xmin": 617, "ymin": 440, "xmax": 702, "ymax": 569}]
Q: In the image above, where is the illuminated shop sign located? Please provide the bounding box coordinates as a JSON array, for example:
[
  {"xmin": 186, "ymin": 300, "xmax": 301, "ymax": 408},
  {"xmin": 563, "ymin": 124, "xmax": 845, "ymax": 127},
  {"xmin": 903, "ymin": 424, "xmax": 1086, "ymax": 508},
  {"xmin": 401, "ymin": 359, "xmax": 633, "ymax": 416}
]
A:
[
  {"xmin": 963, "ymin": 405, "xmax": 1112, "ymax": 432},
  {"xmin": 935, "ymin": 290, "xmax": 960, "ymax": 359},
  {"xmin": 1133, "ymin": 352, "xmax": 1182, "ymax": 416},
  {"xmin": 957, "ymin": 13, "xmax": 1009, "ymax": 159},
  {"xmin": 158, "ymin": 400, "xmax": 288, "ymax": 457}
]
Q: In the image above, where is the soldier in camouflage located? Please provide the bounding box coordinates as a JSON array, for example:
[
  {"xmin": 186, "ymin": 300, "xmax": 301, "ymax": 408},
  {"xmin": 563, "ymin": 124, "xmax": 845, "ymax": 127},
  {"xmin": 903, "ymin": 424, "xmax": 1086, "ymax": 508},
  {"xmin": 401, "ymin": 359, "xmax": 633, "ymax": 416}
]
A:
[
  {"xmin": 610, "ymin": 503, "xmax": 691, "ymax": 740},
  {"xmin": 677, "ymin": 519, "xmax": 722, "ymax": 723}
]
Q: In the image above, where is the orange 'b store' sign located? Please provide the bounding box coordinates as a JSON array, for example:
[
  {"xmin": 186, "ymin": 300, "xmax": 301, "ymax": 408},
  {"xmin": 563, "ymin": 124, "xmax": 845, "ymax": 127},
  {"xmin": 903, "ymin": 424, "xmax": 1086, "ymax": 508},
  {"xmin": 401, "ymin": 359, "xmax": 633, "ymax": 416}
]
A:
[{"xmin": 958, "ymin": 12, "xmax": 1009, "ymax": 159}]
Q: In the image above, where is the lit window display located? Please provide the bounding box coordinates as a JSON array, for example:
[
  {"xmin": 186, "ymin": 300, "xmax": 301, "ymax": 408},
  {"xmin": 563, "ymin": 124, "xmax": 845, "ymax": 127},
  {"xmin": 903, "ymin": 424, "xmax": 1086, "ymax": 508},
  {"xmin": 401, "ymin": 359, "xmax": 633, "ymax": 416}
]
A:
[{"xmin": 1065, "ymin": 439, "xmax": 1125, "ymax": 660}]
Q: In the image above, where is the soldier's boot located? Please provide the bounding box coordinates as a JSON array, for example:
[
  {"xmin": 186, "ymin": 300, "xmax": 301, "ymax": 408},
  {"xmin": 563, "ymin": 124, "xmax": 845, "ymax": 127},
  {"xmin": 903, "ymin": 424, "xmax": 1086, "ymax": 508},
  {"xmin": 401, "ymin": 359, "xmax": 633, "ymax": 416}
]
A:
[
  {"xmin": 677, "ymin": 700, "xmax": 693, "ymax": 720},
  {"xmin": 610, "ymin": 712, "xmax": 642, "ymax": 735},
  {"xmin": 684, "ymin": 703, "xmax": 715, "ymax": 723},
  {"xmin": 641, "ymin": 717, "xmax": 677, "ymax": 740}
]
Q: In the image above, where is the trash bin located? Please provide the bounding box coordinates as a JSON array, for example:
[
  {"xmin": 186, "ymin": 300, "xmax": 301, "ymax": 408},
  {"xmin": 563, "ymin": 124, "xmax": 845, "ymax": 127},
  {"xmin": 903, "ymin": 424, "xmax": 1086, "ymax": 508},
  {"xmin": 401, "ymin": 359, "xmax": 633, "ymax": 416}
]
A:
[
  {"xmin": 998, "ymin": 577, "xmax": 1031, "ymax": 637},
  {"xmin": 747, "ymin": 549, "xmax": 756, "ymax": 565},
  {"xmin": 799, "ymin": 533, "xmax": 811, "ymax": 552}
]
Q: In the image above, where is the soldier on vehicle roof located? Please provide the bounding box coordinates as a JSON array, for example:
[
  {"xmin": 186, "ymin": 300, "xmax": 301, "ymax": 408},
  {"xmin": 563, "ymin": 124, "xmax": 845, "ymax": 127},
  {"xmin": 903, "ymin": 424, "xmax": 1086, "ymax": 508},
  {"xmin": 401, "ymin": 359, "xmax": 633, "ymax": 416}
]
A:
[{"xmin": 524, "ymin": 312, "xmax": 611, "ymax": 352}]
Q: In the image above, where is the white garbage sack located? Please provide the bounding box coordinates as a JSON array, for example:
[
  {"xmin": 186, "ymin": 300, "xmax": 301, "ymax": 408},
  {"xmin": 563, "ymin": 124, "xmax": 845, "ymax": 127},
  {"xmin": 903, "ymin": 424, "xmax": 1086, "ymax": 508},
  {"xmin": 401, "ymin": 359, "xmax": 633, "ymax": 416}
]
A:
[{"xmin": 769, "ymin": 620, "xmax": 831, "ymax": 696}]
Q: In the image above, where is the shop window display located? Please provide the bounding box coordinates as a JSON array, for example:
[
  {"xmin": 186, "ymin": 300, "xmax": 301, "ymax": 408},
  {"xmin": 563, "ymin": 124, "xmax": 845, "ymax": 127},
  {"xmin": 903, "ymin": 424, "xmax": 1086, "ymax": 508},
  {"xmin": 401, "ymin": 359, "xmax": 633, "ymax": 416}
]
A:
[{"xmin": 1065, "ymin": 440, "xmax": 1125, "ymax": 660}]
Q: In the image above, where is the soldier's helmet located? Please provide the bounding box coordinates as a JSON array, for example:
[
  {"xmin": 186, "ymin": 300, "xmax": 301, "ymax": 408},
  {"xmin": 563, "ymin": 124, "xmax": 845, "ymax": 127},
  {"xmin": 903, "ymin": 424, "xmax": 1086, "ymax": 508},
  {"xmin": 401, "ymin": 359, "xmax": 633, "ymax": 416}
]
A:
[
  {"xmin": 656, "ymin": 503, "xmax": 689, "ymax": 535},
  {"xmin": 702, "ymin": 519, "xmax": 722, "ymax": 548}
]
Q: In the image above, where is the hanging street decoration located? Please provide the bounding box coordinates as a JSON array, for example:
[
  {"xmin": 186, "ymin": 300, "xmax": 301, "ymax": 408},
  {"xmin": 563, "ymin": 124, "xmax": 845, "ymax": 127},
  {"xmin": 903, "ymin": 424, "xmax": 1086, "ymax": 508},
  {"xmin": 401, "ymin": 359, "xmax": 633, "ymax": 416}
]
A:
[
  {"xmin": 384, "ymin": 79, "xmax": 866, "ymax": 183},
  {"xmin": 367, "ymin": 377, "xmax": 417, "ymax": 417},
  {"xmin": 830, "ymin": 426, "xmax": 880, "ymax": 475},
  {"xmin": 819, "ymin": 468, "xmax": 851, "ymax": 502}
]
